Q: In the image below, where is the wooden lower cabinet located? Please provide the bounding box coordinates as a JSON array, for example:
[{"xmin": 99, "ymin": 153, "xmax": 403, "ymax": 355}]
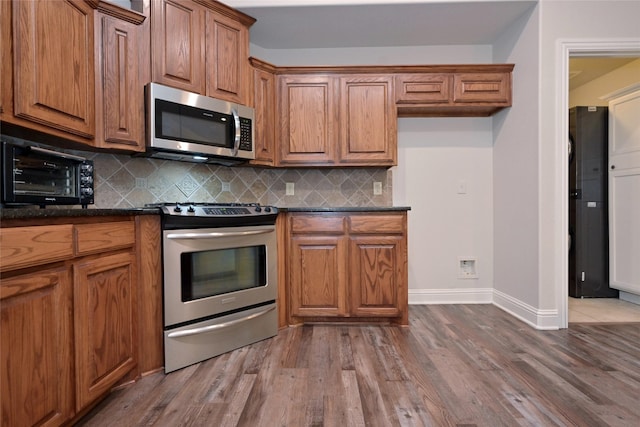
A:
[
  {"xmin": 0, "ymin": 267, "xmax": 74, "ymax": 427},
  {"xmin": 287, "ymin": 212, "xmax": 408, "ymax": 325},
  {"xmin": 0, "ymin": 215, "xmax": 162, "ymax": 426},
  {"xmin": 74, "ymin": 251, "xmax": 136, "ymax": 411}
]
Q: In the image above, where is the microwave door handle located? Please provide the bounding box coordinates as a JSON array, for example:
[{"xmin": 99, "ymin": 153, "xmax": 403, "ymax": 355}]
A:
[
  {"xmin": 166, "ymin": 228, "xmax": 274, "ymax": 240},
  {"xmin": 166, "ymin": 305, "xmax": 276, "ymax": 338},
  {"xmin": 232, "ymin": 108, "xmax": 241, "ymax": 156}
]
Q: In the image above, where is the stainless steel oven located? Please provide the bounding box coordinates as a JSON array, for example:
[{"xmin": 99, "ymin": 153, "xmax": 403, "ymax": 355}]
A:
[{"xmin": 152, "ymin": 203, "xmax": 278, "ymax": 373}]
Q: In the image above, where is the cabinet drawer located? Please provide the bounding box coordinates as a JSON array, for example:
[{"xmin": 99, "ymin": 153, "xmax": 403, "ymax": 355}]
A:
[
  {"xmin": 290, "ymin": 215, "xmax": 345, "ymax": 234},
  {"xmin": 0, "ymin": 225, "xmax": 74, "ymax": 272},
  {"xmin": 395, "ymin": 74, "xmax": 450, "ymax": 104},
  {"xmin": 349, "ymin": 215, "xmax": 405, "ymax": 234},
  {"xmin": 453, "ymin": 73, "xmax": 510, "ymax": 103},
  {"xmin": 75, "ymin": 221, "xmax": 135, "ymax": 255}
]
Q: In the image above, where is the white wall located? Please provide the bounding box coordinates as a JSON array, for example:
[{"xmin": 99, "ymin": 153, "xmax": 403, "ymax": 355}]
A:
[
  {"xmin": 491, "ymin": 4, "xmax": 543, "ymax": 325},
  {"xmin": 251, "ymin": 44, "xmax": 497, "ymax": 303},
  {"xmin": 393, "ymin": 118, "xmax": 494, "ymax": 303},
  {"xmin": 570, "ymin": 58, "xmax": 640, "ymax": 107}
]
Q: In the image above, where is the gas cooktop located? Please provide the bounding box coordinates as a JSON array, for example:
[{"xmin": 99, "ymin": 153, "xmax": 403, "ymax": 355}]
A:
[
  {"xmin": 146, "ymin": 202, "xmax": 277, "ymax": 217},
  {"xmin": 146, "ymin": 202, "xmax": 279, "ymax": 229}
]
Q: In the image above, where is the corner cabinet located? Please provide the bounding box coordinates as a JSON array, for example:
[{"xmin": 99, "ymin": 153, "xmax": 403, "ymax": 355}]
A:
[
  {"xmin": 0, "ymin": 215, "xmax": 162, "ymax": 426},
  {"xmin": 151, "ymin": 0, "xmax": 254, "ymax": 104},
  {"xmin": 1, "ymin": 0, "xmax": 146, "ymax": 151},
  {"xmin": 286, "ymin": 211, "xmax": 408, "ymax": 326},
  {"xmin": 277, "ymin": 73, "xmax": 396, "ymax": 167}
]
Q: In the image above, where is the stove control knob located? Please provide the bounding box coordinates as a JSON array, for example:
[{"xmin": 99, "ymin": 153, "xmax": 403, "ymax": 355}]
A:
[
  {"xmin": 187, "ymin": 205, "xmax": 196, "ymax": 213},
  {"xmin": 173, "ymin": 204, "xmax": 182, "ymax": 213},
  {"xmin": 254, "ymin": 206, "xmax": 262, "ymax": 212},
  {"xmin": 264, "ymin": 206, "xmax": 271, "ymax": 213}
]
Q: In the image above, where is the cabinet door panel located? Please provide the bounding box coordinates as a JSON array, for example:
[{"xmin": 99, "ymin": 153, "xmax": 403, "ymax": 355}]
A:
[
  {"xmin": 289, "ymin": 235, "xmax": 346, "ymax": 317},
  {"xmin": 251, "ymin": 67, "xmax": 276, "ymax": 165},
  {"xmin": 96, "ymin": 14, "xmax": 143, "ymax": 151},
  {"xmin": 279, "ymin": 76, "xmax": 337, "ymax": 165},
  {"xmin": 1, "ymin": 268, "xmax": 73, "ymax": 427},
  {"xmin": 74, "ymin": 252, "xmax": 136, "ymax": 410},
  {"xmin": 395, "ymin": 73, "xmax": 451, "ymax": 104},
  {"xmin": 13, "ymin": 0, "xmax": 95, "ymax": 137},
  {"xmin": 151, "ymin": 0, "xmax": 204, "ymax": 93},
  {"xmin": 453, "ymin": 73, "xmax": 510, "ymax": 104},
  {"xmin": 349, "ymin": 236, "xmax": 405, "ymax": 318},
  {"xmin": 205, "ymin": 11, "xmax": 249, "ymax": 104},
  {"xmin": 340, "ymin": 76, "xmax": 396, "ymax": 165}
]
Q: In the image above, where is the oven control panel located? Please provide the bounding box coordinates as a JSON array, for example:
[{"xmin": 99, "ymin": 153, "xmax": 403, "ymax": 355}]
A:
[{"xmin": 149, "ymin": 203, "xmax": 278, "ymax": 228}]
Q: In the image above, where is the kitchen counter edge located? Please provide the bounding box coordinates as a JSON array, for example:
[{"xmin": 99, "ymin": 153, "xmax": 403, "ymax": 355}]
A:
[
  {"xmin": 0, "ymin": 207, "xmax": 160, "ymax": 220},
  {"xmin": 278, "ymin": 206, "xmax": 411, "ymax": 212}
]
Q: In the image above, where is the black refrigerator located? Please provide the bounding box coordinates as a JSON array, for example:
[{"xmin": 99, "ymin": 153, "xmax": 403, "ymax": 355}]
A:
[{"xmin": 568, "ymin": 106, "xmax": 618, "ymax": 298}]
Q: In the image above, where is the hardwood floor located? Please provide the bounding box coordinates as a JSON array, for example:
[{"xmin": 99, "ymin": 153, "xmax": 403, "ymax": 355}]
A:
[{"xmin": 77, "ymin": 305, "xmax": 640, "ymax": 427}]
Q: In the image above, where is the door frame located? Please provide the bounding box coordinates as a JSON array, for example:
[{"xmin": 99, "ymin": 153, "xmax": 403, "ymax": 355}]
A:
[{"xmin": 557, "ymin": 39, "xmax": 640, "ymax": 328}]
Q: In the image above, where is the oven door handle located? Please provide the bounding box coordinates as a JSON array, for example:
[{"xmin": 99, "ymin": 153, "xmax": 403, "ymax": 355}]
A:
[
  {"xmin": 166, "ymin": 228, "xmax": 274, "ymax": 239},
  {"xmin": 166, "ymin": 305, "xmax": 276, "ymax": 338}
]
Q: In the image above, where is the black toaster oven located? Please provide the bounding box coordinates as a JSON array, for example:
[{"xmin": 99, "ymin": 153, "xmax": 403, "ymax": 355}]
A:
[{"xmin": 1, "ymin": 141, "xmax": 94, "ymax": 208}]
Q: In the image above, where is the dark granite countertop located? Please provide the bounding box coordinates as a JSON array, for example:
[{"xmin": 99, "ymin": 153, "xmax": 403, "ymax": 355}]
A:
[
  {"xmin": 0, "ymin": 205, "xmax": 410, "ymax": 221},
  {"xmin": 279, "ymin": 206, "xmax": 411, "ymax": 212},
  {"xmin": 0, "ymin": 207, "xmax": 160, "ymax": 220}
]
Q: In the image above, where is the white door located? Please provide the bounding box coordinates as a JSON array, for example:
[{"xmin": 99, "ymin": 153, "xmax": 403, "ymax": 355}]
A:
[{"xmin": 608, "ymin": 89, "xmax": 640, "ymax": 295}]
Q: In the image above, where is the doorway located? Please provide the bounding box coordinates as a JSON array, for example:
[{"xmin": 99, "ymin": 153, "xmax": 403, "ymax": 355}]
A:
[{"xmin": 559, "ymin": 41, "xmax": 640, "ymax": 327}]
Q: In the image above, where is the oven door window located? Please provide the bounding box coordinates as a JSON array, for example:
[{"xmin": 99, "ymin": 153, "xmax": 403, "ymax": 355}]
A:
[{"xmin": 181, "ymin": 245, "xmax": 267, "ymax": 301}]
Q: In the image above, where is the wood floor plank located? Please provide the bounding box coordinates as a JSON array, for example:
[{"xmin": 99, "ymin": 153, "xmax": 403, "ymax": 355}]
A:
[{"xmin": 77, "ymin": 305, "xmax": 640, "ymax": 427}]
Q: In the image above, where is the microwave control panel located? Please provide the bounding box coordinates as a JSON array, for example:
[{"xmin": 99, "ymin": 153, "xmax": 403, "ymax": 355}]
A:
[{"xmin": 239, "ymin": 117, "xmax": 253, "ymax": 151}]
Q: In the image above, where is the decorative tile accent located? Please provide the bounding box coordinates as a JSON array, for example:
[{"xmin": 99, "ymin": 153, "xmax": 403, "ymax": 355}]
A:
[{"xmin": 175, "ymin": 174, "xmax": 200, "ymax": 198}]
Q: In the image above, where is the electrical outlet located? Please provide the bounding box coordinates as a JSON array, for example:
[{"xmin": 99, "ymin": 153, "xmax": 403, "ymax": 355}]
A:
[
  {"xmin": 135, "ymin": 178, "xmax": 147, "ymax": 188},
  {"xmin": 373, "ymin": 181, "xmax": 382, "ymax": 195},
  {"xmin": 286, "ymin": 182, "xmax": 295, "ymax": 196},
  {"xmin": 222, "ymin": 182, "xmax": 230, "ymax": 192}
]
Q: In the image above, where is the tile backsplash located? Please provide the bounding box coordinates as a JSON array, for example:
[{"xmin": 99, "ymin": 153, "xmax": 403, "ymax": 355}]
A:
[
  {"xmin": 1, "ymin": 134, "xmax": 392, "ymax": 208},
  {"xmin": 91, "ymin": 153, "xmax": 392, "ymax": 208}
]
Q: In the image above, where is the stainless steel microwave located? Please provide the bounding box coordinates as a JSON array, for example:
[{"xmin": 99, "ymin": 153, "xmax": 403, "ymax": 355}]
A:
[{"xmin": 145, "ymin": 83, "xmax": 255, "ymax": 166}]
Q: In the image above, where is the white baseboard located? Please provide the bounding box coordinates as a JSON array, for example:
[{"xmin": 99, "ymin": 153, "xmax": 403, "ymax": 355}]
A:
[
  {"xmin": 409, "ymin": 288, "xmax": 560, "ymax": 330},
  {"xmin": 620, "ymin": 291, "xmax": 640, "ymax": 305},
  {"xmin": 408, "ymin": 288, "xmax": 493, "ymax": 305}
]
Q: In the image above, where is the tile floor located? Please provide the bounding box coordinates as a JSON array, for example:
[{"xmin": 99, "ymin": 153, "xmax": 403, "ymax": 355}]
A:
[{"xmin": 569, "ymin": 297, "xmax": 640, "ymax": 323}]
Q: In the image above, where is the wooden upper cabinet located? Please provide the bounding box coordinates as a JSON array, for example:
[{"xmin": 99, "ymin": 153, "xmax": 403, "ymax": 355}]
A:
[
  {"xmin": 278, "ymin": 75, "xmax": 338, "ymax": 165},
  {"xmin": 151, "ymin": 0, "xmax": 205, "ymax": 93},
  {"xmin": 395, "ymin": 65, "xmax": 514, "ymax": 117},
  {"xmin": 205, "ymin": 9, "xmax": 250, "ymax": 104},
  {"xmin": 12, "ymin": 0, "xmax": 96, "ymax": 138},
  {"xmin": 3, "ymin": 0, "xmax": 146, "ymax": 151},
  {"xmin": 339, "ymin": 75, "xmax": 396, "ymax": 166},
  {"xmin": 250, "ymin": 59, "xmax": 277, "ymax": 165},
  {"xmin": 95, "ymin": 12, "xmax": 145, "ymax": 151},
  {"xmin": 151, "ymin": 0, "xmax": 254, "ymax": 104}
]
